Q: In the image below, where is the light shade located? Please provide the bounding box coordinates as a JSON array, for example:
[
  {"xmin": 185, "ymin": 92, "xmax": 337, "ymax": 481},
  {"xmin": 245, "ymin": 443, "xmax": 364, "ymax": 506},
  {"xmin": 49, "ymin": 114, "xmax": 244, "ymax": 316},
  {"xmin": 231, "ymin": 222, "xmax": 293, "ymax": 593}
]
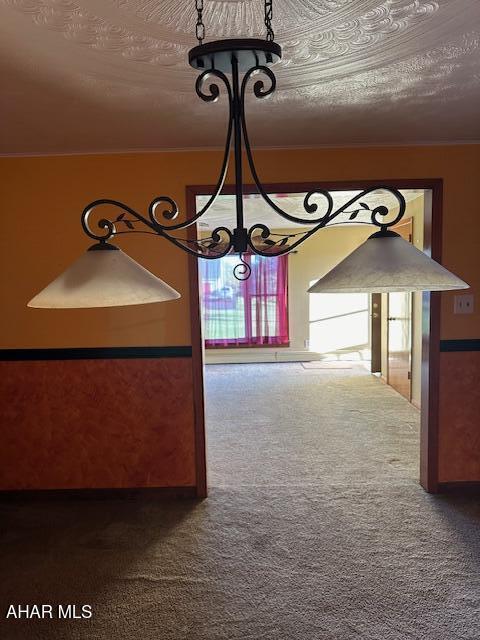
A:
[
  {"xmin": 308, "ymin": 231, "xmax": 469, "ymax": 294},
  {"xmin": 28, "ymin": 243, "xmax": 181, "ymax": 308}
]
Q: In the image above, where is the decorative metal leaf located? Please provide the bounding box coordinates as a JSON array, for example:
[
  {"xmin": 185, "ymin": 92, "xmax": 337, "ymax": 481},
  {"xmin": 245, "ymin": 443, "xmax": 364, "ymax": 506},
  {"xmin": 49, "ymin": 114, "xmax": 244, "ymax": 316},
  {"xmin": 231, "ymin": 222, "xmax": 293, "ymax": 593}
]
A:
[
  {"xmin": 359, "ymin": 202, "xmax": 370, "ymax": 209},
  {"xmin": 124, "ymin": 220, "xmax": 135, "ymax": 229},
  {"xmin": 116, "ymin": 213, "xmax": 125, "ymax": 221},
  {"xmin": 279, "ymin": 237, "xmax": 289, "ymax": 246},
  {"xmin": 349, "ymin": 210, "xmax": 359, "ymax": 220},
  {"xmin": 262, "ymin": 238, "xmax": 276, "ymax": 246}
]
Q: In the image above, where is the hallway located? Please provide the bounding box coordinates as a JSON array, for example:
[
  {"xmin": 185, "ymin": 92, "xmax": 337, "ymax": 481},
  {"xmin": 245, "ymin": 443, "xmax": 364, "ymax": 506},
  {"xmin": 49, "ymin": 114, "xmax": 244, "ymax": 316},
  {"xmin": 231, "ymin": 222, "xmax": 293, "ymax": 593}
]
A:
[
  {"xmin": 1, "ymin": 364, "xmax": 480, "ymax": 640},
  {"xmin": 206, "ymin": 362, "xmax": 419, "ymax": 488}
]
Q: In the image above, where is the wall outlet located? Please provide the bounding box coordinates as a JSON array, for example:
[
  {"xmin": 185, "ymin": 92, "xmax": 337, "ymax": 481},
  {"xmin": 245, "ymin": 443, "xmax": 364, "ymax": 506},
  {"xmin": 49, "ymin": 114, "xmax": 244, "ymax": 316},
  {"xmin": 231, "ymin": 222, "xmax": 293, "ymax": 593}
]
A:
[
  {"xmin": 304, "ymin": 338, "xmax": 310, "ymax": 348},
  {"xmin": 454, "ymin": 294, "xmax": 474, "ymax": 315}
]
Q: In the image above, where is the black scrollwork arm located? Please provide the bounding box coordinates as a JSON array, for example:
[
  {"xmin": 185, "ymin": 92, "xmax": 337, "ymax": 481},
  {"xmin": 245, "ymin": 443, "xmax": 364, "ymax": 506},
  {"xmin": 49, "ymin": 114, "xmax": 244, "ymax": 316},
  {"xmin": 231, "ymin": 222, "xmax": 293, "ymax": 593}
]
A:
[
  {"xmin": 238, "ymin": 60, "xmax": 407, "ymax": 250},
  {"xmin": 81, "ymin": 199, "xmax": 235, "ymax": 260},
  {"xmin": 147, "ymin": 69, "xmax": 234, "ymax": 233},
  {"xmin": 240, "ymin": 66, "xmax": 335, "ymax": 226},
  {"xmin": 81, "ymin": 67, "xmax": 235, "ymax": 245},
  {"xmin": 233, "ymin": 254, "xmax": 252, "ymax": 281},
  {"xmin": 248, "ymin": 187, "xmax": 407, "ymax": 257},
  {"xmin": 81, "ymin": 199, "xmax": 156, "ymax": 243},
  {"xmin": 160, "ymin": 225, "xmax": 234, "ymax": 259}
]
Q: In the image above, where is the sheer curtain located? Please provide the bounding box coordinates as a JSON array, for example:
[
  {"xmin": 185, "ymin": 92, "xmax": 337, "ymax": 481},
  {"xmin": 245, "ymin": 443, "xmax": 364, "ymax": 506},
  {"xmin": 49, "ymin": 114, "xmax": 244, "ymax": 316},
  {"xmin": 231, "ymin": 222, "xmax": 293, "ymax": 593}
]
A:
[{"xmin": 200, "ymin": 254, "xmax": 289, "ymax": 348}]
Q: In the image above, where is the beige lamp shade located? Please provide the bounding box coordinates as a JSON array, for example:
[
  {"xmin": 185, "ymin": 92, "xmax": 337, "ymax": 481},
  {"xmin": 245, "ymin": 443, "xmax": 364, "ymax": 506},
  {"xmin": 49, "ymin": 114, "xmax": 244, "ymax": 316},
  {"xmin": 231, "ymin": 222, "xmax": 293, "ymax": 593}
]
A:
[
  {"xmin": 308, "ymin": 231, "xmax": 469, "ymax": 294},
  {"xmin": 28, "ymin": 244, "xmax": 181, "ymax": 308}
]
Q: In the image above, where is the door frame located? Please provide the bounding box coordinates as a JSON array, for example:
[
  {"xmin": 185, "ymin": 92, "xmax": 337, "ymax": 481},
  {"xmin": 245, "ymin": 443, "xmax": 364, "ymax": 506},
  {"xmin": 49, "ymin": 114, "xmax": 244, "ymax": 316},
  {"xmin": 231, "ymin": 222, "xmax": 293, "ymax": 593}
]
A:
[{"xmin": 187, "ymin": 179, "xmax": 443, "ymax": 496}]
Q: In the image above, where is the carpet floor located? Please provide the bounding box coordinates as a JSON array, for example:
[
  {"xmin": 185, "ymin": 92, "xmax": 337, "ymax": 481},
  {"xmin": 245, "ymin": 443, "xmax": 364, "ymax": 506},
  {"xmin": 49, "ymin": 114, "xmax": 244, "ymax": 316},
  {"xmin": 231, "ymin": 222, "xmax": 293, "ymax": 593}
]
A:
[{"xmin": 1, "ymin": 363, "xmax": 479, "ymax": 639}]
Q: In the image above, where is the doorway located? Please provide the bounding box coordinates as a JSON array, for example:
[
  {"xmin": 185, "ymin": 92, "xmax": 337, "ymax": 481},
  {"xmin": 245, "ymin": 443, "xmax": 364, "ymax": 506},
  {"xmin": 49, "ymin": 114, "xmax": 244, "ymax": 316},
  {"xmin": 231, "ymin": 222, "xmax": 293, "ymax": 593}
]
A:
[{"xmin": 187, "ymin": 180, "xmax": 443, "ymax": 496}]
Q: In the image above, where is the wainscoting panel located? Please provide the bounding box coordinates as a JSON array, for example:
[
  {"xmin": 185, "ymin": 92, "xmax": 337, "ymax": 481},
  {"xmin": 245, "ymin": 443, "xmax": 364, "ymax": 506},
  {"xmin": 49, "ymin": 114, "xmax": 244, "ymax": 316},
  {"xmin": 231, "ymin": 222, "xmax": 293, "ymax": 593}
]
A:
[
  {"xmin": 0, "ymin": 355, "xmax": 196, "ymax": 490},
  {"xmin": 438, "ymin": 350, "xmax": 480, "ymax": 482}
]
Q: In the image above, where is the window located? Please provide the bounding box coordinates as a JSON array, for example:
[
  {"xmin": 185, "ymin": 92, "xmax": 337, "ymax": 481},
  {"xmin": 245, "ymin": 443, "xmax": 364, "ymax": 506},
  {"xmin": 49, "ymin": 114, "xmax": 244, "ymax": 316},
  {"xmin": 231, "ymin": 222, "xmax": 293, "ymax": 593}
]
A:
[{"xmin": 200, "ymin": 254, "xmax": 289, "ymax": 348}]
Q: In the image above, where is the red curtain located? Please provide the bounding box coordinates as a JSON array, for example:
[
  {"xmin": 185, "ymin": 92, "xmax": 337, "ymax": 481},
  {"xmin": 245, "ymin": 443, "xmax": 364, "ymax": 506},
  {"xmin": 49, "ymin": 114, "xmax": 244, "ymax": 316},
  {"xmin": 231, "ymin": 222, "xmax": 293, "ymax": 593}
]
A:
[{"xmin": 200, "ymin": 254, "xmax": 289, "ymax": 348}]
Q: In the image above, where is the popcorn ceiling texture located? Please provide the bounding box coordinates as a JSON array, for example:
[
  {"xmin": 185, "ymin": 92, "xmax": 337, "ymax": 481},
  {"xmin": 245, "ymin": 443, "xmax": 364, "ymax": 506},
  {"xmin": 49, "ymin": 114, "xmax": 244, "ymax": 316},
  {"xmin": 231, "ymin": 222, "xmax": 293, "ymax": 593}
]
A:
[
  {"xmin": 1, "ymin": 364, "xmax": 479, "ymax": 639},
  {"xmin": 1, "ymin": 0, "xmax": 480, "ymax": 152}
]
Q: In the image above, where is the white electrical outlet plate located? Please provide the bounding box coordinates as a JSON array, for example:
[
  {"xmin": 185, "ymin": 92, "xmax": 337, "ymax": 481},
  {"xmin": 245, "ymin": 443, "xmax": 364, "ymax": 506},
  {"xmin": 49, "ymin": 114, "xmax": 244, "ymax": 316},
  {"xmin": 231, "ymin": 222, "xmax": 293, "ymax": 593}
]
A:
[{"xmin": 454, "ymin": 294, "xmax": 474, "ymax": 315}]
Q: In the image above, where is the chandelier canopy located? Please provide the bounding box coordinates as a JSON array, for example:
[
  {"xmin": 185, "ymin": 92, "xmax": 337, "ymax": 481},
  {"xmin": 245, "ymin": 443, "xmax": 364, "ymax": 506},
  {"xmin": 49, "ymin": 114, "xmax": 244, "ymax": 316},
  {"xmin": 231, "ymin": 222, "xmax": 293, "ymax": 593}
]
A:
[{"xmin": 28, "ymin": 0, "xmax": 468, "ymax": 309}]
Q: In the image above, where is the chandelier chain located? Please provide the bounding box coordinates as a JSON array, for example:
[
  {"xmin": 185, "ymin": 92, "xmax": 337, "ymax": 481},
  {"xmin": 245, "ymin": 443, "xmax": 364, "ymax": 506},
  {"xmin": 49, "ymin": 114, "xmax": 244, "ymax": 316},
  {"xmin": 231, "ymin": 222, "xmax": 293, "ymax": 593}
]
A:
[
  {"xmin": 264, "ymin": 0, "xmax": 274, "ymax": 41},
  {"xmin": 194, "ymin": 0, "xmax": 274, "ymax": 44},
  {"xmin": 195, "ymin": 0, "xmax": 205, "ymax": 44}
]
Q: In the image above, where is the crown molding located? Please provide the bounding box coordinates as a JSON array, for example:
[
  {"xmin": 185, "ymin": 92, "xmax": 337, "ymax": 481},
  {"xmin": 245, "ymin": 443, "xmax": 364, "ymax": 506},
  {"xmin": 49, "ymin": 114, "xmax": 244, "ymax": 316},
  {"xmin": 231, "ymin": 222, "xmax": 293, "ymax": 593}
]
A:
[{"xmin": 1, "ymin": 140, "xmax": 480, "ymax": 159}]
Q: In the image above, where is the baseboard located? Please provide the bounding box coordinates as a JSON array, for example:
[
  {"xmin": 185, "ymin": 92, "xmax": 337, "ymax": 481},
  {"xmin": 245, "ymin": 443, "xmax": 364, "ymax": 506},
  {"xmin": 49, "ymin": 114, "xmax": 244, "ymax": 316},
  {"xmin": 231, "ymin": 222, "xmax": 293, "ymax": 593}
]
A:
[
  {"xmin": 0, "ymin": 486, "xmax": 198, "ymax": 501},
  {"xmin": 437, "ymin": 482, "xmax": 480, "ymax": 493},
  {"xmin": 205, "ymin": 350, "xmax": 325, "ymax": 365}
]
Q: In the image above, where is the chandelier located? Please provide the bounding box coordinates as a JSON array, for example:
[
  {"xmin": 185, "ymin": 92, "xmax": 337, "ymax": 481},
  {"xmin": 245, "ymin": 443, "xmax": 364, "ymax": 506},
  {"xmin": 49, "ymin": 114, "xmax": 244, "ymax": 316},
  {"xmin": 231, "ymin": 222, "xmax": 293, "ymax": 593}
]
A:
[{"xmin": 28, "ymin": 0, "xmax": 467, "ymax": 308}]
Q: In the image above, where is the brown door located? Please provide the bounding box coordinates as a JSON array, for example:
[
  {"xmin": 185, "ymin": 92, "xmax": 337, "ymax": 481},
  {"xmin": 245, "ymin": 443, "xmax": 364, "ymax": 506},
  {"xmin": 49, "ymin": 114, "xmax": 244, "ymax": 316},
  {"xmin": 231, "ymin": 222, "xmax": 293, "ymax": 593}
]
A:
[{"xmin": 387, "ymin": 219, "xmax": 413, "ymax": 401}]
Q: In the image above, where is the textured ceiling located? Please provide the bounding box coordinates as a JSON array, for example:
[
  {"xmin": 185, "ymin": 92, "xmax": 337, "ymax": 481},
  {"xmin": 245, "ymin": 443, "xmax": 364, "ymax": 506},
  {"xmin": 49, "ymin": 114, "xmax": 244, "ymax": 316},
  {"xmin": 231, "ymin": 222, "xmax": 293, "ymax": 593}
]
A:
[
  {"xmin": 1, "ymin": 0, "xmax": 480, "ymax": 154},
  {"xmin": 196, "ymin": 189, "xmax": 424, "ymax": 230}
]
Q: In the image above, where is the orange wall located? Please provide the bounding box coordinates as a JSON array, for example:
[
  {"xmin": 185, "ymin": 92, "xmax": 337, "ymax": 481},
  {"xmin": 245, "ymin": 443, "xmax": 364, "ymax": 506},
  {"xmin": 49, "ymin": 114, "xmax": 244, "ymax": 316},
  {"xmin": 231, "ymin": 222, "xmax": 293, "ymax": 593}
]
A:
[
  {"xmin": 1, "ymin": 144, "xmax": 479, "ymax": 348},
  {"xmin": 0, "ymin": 144, "xmax": 479, "ymax": 489},
  {"xmin": 0, "ymin": 154, "xmax": 193, "ymax": 349}
]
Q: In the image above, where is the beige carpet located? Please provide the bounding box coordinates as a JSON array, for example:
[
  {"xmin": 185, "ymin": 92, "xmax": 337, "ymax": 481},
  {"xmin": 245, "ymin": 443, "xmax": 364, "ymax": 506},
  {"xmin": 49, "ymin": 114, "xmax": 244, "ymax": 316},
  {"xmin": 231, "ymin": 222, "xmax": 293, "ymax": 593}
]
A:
[
  {"xmin": 301, "ymin": 361, "xmax": 354, "ymax": 369},
  {"xmin": 1, "ymin": 363, "xmax": 479, "ymax": 639}
]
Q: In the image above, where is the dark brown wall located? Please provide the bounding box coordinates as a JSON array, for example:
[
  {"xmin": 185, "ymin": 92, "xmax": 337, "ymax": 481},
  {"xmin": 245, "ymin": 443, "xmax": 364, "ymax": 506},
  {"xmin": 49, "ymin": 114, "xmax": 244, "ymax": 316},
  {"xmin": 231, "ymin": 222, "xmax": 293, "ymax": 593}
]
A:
[
  {"xmin": 0, "ymin": 356, "xmax": 196, "ymax": 490},
  {"xmin": 438, "ymin": 348, "xmax": 480, "ymax": 483}
]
